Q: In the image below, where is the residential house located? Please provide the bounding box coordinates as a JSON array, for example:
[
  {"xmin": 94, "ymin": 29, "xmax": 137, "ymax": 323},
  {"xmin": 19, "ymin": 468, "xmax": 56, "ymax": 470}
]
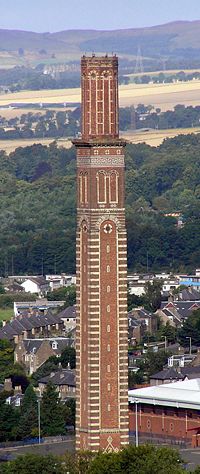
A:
[
  {"xmin": 129, "ymin": 308, "xmax": 157, "ymax": 334},
  {"xmin": 6, "ymin": 393, "xmax": 23, "ymax": 407},
  {"xmin": 38, "ymin": 368, "xmax": 76, "ymax": 400},
  {"xmin": 15, "ymin": 338, "xmax": 73, "ymax": 375},
  {"xmin": 46, "ymin": 274, "xmax": 76, "ymax": 291},
  {"xmin": 4, "ymin": 281, "xmax": 25, "ymax": 293},
  {"xmin": 156, "ymin": 300, "xmax": 200, "ymax": 327},
  {"xmin": 128, "ymin": 273, "xmax": 179, "ymax": 297},
  {"xmin": 0, "ymin": 311, "xmax": 65, "ymax": 343},
  {"xmin": 174, "ymin": 287, "xmax": 200, "ymax": 301},
  {"xmin": 150, "ymin": 364, "xmax": 200, "ymax": 386},
  {"xmin": 57, "ymin": 305, "xmax": 76, "ymax": 333},
  {"xmin": 21, "ymin": 277, "xmax": 49, "ymax": 295},
  {"xmin": 149, "ymin": 367, "xmax": 184, "ymax": 386},
  {"xmin": 128, "ymin": 318, "xmax": 146, "ymax": 345},
  {"xmin": 4, "ymin": 378, "xmax": 24, "ymax": 407}
]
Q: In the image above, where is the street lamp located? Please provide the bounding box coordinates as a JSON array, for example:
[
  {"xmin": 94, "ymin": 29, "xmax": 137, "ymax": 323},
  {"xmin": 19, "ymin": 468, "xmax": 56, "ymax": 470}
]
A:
[
  {"xmin": 37, "ymin": 398, "xmax": 41, "ymax": 444},
  {"xmin": 37, "ymin": 392, "xmax": 41, "ymax": 444},
  {"xmin": 161, "ymin": 336, "xmax": 167, "ymax": 351},
  {"xmin": 135, "ymin": 398, "xmax": 139, "ymax": 448},
  {"xmin": 186, "ymin": 336, "xmax": 192, "ymax": 355}
]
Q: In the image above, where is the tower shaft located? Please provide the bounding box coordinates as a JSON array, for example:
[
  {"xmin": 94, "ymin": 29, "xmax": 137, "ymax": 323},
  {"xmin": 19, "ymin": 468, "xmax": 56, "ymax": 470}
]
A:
[{"xmin": 74, "ymin": 55, "xmax": 129, "ymax": 452}]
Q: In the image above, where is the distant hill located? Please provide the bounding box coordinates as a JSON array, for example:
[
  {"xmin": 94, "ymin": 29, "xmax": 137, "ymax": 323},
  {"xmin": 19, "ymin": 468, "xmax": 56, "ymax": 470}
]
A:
[{"xmin": 1, "ymin": 21, "xmax": 200, "ymax": 69}]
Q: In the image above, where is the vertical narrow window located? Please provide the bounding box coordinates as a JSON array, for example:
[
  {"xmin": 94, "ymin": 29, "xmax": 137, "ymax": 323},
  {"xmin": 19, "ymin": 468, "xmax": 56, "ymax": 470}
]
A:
[
  {"xmin": 109, "ymin": 171, "xmax": 119, "ymax": 203},
  {"xmin": 79, "ymin": 173, "xmax": 83, "ymax": 204},
  {"xmin": 84, "ymin": 173, "xmax": 88, "ymax": 203},
  {"xmin": 96, "ymin": 171, "xmax": 106, "ymax": 203},
  {"xmin": 79, "ymin": 172, "xmax": 88, "ymax": 204}
]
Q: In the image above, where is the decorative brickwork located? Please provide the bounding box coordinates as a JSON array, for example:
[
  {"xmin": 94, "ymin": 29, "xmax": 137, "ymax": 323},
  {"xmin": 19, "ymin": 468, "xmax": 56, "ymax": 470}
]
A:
[{"xmin": 73, "ymin": 55, "xmax": 129, "ymax": 452}]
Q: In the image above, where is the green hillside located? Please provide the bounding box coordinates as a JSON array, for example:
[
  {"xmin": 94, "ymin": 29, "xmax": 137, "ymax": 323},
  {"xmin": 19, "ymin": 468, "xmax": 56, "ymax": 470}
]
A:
[{"xmin": 0, "ymin": 134, "xmax": 200, "ymax": 275}]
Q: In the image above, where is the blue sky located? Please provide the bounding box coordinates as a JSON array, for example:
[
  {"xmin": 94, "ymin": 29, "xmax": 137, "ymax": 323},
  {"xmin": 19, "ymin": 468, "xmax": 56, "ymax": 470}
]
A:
[{"xmin": 1, "ymin": 0, "xmax": 200, "ymax": 32}]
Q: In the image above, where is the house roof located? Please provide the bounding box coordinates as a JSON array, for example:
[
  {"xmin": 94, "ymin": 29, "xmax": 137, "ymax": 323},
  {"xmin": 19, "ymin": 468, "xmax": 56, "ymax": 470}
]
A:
[
  {"xmin": 128, "ymin": 308, "xmax": 152, "ymax": 319},
  {"xmin": 0, "ymin": 311, "xmax": 64, "ymax": 340},
  {"xmin": 39, "ymin": 369, "xmax": 75, "ymax": 387},
  {"xmin": 160, "ymin": 308, "xmax": 182, "ymax": 323},
  {"xmin": 23, "ymin": 277, "xmax": 48, "ymax": 287},
  {"xmin": 23, "ymin": 340, "xmax": 44, "ymax": 353},
  {"xmin": 21, "ymin": 338, "xmax": 72, "ymax": 354},
  {"xmin": 57, "ymin": 305, "xmax": 76, "ymax": 320},
  {"xmin": 181, "ymin": 365, "xmax": 200, "ymax": 377},
  {"xmin": 160, "ymin": 301, "xmax": 200, "ymax": 319},
  {"xmin": 129, "ymin": 378, "xmax": 200, "ymax": 410},
  {"xmin": 180, "ymin": 288, "xmax": 200, "ymax": 301},
  {"xmin": 150, "ymin": 368, "xmax": 184, "ymax": 381},
  {"xmin": 15, "ymin": 300, "xmax": 65, "ymax": 311}
]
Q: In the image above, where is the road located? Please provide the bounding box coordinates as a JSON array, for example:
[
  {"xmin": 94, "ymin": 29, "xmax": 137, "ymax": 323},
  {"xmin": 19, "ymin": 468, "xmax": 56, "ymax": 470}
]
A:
[
  {"xmin": 1, "ymin": 437, "xmax": 200, "ymax": 471},
  {"xmin": 0, "ymin": 437, "xmax": 75, "ymax": 462},
  {"xmin": 180, "ymin": 448, "xmax": 200, "ymax": 472}
]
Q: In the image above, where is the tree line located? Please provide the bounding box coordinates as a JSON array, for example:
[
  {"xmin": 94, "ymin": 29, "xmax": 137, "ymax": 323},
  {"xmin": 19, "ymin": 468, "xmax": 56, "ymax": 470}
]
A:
[
  {"xmin": 130, "ymin": 70, "xmax": 200, "ymax": 85},
  {"xmin": 120, "ymin": 104, "xmax": 200, "ymax": 131},
  {"xmin": 0, "ymin": 109, "xmax": 80, "ymax": 140},
  {"xmin": 1, "ymin": 103, "xmax": 200, "ymax": 142},
  {"xmin": 0, "ymin": 445, "xmax": 196, "ymax": 473}
]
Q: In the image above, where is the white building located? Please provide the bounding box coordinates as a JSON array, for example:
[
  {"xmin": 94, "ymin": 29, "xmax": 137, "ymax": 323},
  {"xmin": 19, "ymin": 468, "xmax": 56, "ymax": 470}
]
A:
[
  {"xmin": 45, "ymin": 274, "xmax": 76, "ymax": 291},
  {"xmin": 128, "ymin": 273, "xmax": 179, "ymax": 297},
  {"xmin": 21, "ymin": 277, "xmax": 49, "ymax": 295}
]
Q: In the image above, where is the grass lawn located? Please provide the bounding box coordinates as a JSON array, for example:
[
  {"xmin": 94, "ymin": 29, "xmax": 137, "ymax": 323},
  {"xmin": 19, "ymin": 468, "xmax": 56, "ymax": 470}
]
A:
[{"xmin": 0, "ymin": 308, "xmax": 13, "ymax": 322}]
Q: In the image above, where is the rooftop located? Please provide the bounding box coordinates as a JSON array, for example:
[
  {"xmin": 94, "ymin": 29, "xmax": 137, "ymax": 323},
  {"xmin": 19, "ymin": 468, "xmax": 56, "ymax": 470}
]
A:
[
  {"xmin": 39, "ymin": 369, "xmax": 75, "ymax": 387},
  {"xmin": 129, "ymin": 378, "xmax": 200, "ymax": 410}
]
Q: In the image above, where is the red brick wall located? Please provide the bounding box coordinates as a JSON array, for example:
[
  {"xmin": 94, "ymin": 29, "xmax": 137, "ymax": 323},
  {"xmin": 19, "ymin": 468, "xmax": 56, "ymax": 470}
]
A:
[
  {"xmin": 129, "ymin": 404, "xmax": 200, "ymax": 440},
  {"xmin": 100, "ymin": 220, "xmax": 119, "ymax": 429}
]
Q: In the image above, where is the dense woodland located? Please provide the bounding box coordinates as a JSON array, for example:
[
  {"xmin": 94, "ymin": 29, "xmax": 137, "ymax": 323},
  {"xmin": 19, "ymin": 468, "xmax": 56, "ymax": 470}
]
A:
[{"xmin": 0, "ymin": 134, "xmax": 200, "ymax": 275}]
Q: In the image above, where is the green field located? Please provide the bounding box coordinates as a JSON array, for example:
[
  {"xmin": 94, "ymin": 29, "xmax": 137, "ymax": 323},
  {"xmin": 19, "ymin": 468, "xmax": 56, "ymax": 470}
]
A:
[{"xmin": 0, "ymin": 308, "xmax": 13, "ymax": 322}]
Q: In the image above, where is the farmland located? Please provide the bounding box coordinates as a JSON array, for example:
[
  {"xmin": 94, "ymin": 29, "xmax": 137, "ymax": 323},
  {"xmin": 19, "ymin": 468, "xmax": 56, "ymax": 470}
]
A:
[
  {"xmin": 0, "ymin": 127, "xmax": 200, "ymax": 153},
  {"xmin": 123, "ymin": 127, "xmax": 200, "ymax": 147},
  {"xmin": 1, "ymin": 79, "xmax": 200, "ymax": 111},
  {"xmin": 0, "ymin": 137, "xmax": 72, "ymax": 154}
]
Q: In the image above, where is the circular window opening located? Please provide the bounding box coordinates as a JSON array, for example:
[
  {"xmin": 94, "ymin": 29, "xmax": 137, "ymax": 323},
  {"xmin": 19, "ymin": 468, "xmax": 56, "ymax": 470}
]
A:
[{"xmin": 104, "ymin": 223, "xmax": 113, "ymax": 234}]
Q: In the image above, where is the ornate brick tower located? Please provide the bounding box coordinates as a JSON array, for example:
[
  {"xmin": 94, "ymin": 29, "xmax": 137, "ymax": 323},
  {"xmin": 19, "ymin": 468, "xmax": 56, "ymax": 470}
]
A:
[{"xmin": 73, "ymin": 55, "xmax": 129, "ymax": 452}]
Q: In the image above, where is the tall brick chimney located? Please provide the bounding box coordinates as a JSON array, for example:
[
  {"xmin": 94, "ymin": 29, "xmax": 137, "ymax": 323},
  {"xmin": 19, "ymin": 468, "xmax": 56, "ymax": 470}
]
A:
[{"xmin": 73, "ymin": 55, "xmax": 129, "ymax": 452}]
